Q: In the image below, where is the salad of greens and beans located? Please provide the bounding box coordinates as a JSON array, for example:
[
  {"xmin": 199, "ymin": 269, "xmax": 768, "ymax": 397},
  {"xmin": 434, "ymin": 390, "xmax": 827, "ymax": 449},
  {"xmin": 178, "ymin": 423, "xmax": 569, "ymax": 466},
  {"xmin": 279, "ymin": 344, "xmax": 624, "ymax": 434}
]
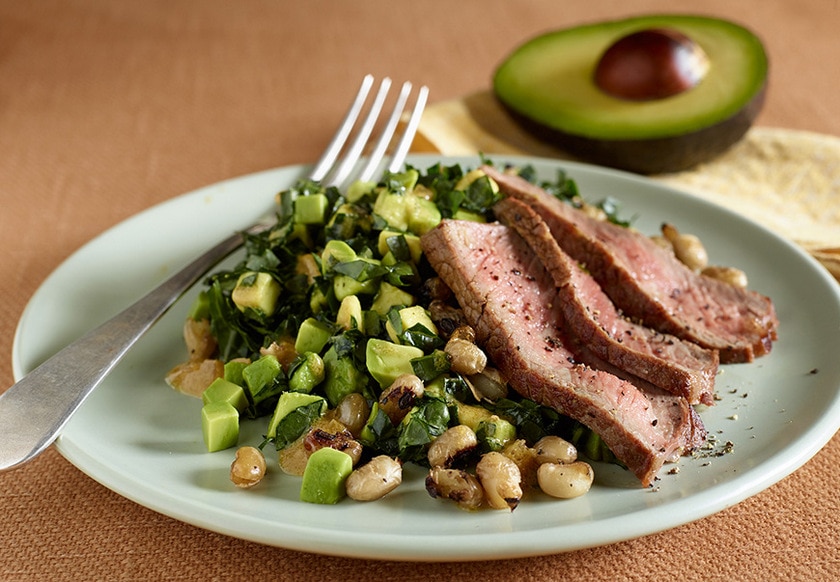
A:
[{"xmin": 166, "ymin": 160, "xmax": 627, "ymax": 510}]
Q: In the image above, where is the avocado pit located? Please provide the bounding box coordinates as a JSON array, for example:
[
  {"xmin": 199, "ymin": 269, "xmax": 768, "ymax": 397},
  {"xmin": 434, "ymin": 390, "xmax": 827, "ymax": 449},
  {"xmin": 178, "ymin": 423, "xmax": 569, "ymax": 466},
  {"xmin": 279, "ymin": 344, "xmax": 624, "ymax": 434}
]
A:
[{"xmin": 594, "ymin": 28, "xmax": 710, "ymax": 101}]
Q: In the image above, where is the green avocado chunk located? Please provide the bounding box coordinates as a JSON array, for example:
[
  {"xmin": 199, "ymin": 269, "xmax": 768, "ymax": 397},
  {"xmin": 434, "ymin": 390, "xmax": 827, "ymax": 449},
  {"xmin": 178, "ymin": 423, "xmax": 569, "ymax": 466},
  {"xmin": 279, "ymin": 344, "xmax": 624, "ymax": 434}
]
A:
[
  {"xmin": 493, "ymin": 14, "xmax": 768, "ymax": 173},
  {"xmin": 201, "ymin": 401, "xmax": 239, "ymax": 452},
  {"xmin": 202, "ymin": 377, "xmax": 249, "ymax": 412},
  {"xmin": 299, "ymin": 447, "xmax": 354, "ymax": 504},
  {"xmin": 365, "ymin": 338, "xmax": 424, "ymax": 388}
]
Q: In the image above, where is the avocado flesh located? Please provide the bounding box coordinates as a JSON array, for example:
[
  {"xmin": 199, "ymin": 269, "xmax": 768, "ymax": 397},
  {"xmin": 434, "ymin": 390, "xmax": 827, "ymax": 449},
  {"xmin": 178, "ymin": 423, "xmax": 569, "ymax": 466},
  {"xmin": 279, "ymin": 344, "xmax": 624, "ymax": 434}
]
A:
[{"xmin": 493, "ymin": 15, "xmax": 768, "ymax": 173}]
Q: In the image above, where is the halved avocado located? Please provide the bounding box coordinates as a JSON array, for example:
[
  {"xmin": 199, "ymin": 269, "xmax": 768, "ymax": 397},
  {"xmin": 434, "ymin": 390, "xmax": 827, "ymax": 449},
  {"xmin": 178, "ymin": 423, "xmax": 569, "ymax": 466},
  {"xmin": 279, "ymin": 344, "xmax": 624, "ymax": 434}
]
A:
[{"xmin": 493, "ymin": 15, "xmax": 768, "ymax": 174}]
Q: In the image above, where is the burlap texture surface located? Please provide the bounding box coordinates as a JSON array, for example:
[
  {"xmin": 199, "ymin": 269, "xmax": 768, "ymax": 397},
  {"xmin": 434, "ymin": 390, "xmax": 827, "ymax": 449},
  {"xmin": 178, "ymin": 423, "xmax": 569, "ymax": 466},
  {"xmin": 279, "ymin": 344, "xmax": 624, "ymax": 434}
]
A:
[{"xmin": 1, "ymin": 2, "xmax": 838, "ymax": 580}]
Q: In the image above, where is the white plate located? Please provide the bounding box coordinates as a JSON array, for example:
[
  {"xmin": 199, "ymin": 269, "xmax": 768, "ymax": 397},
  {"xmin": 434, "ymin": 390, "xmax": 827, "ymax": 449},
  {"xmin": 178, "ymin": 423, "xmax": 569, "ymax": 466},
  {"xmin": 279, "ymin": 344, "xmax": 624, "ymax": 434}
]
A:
[{"xmin": 12, "ymin": 155, "xmax": 840, "ymax": 561}]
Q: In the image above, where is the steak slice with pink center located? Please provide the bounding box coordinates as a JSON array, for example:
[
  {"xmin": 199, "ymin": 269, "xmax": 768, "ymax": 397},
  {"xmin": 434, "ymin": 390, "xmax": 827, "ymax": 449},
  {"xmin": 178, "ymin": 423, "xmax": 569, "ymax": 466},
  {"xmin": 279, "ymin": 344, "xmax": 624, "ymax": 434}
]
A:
[
  {"xmin": 421, "ymin": 219, "xmax": 705, "ymax": 487},
  {"xmin": 495, "ymin": 196, "xmax": 720, "ymax": 405},
  {"xmin": 483, "ymin": 166, "xmax": 778, "ymax": 364}
]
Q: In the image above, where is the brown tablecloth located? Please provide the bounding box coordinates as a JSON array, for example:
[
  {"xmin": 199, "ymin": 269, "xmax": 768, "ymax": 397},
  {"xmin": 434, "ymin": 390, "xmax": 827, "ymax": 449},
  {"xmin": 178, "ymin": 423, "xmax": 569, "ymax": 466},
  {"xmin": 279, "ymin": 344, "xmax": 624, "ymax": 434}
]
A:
[{"xmin": 2, "ymin": 1, "xmax": 838, "ymax": 579}]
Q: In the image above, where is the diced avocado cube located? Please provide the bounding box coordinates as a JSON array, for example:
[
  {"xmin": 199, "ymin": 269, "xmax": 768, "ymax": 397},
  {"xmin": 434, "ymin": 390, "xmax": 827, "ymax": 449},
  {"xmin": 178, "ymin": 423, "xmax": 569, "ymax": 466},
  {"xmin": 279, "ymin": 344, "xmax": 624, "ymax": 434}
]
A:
[
  {"xmin": 242, "ymin": 354, "xmax": 282, "ymax": 397},
  {"xmin": 380, "ymin": 251, "xmax": 397, "ymax": 266},
  {"xmin": 295, "ymin": 318, "xmax": 333, "ymax": 355},
  {"xmin": 326, "ymin": 203, "xmax": 366, "ymax": 241},
  {"xmin": 309, "ymin": 284, "xmax": 328, "ymax": 315},
  {"xmin": 202, "ymin": 377, "xmax": 249, "ymax": 412},
  {"xmin": 407, "ymin": 196, "xmax": 442, "ymax": 235},
  {"xmin": 288, "ymin": 352, "xmax": 325, "ymax": 394},
  {"xmin": 390, "ymin": 168, "xmax": 420, "ymax": 191},
  {"xmin": 373, "ymin": 191, "xmax": 410, "ymax": 231},
  {"xmin": 370, "ymin": 281, "xmax": 415, "ymax": 316},
  {"xmin": 385, "ymin": 305, "xmax": 438, "ymax": 344},
  {"xmin": 294, "ymin": 193, "xmax": 329, "ymax": 225},
  {"xmin": 453, "ymin": 401, "xmax": 494, "ymax": 431},
  {"xmin": 453, "ymin": 209, "xmax": 487, "ymax": 223},
  {"xmin": 201, "ymin": 401, "xmax": 239, "ymax": 452},
  {"xmin": 377, "ymin": 230, "xmax": 423, "ymax": 264},
  {"xmin": 346, "ymin": 180, "xmax": 377, "ymax": 203},
  {"xmin": 454, "ymin": 168, "xmax": 498, "ymax": 192},
  {"xmin": 300, "ymin": 447, "xmax": 354, "ymax": 504},
  {"xmin": 266, "ymin": 392, "xmax": 327, "ymax": 440},
  {"xmin": 365, "ymin": 338, "xmax": 424, "ymax": 387},
  {"xmin": 321, "ymin": 240, "xmax": 357, "ymax": 272},
  {"xmin": 475, "ymin": 415, "xmax": 517, "ymax": 452},
  {"xmin": 336, "ymin": 295, "xmax": 364, "ymax": 333},
  {"xmin": 333, "ymin": 274, "xmax": 379, "ymax": 301},
  {"xmin": 231, "ymin": 271, "xmax": 281, "ymax": 315},
  {"xmin": 187, "ymin": 290, "xmax": 211, "ymax": 321},
  {"xmin": 223, "ymin": 360, "xmax": 249, "ymax": 386},
  {"xmin": 322, "ymin": 346, "xmax": 367, "ymax": 407}
]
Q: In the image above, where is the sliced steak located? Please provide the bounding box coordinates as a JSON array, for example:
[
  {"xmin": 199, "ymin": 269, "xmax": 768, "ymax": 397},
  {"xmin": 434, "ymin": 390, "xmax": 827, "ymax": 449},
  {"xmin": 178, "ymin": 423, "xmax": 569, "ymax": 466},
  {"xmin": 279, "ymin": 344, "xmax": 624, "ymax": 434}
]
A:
[
  {"xmin": 495, "ymin": 196, "xmax": 719, "ymax": 406},
  {"xmin": 483, "ymin": 165, "xmax": 779, "ymax": 364},
  {"xmin": 421, "ymin": 219, "xmax": 706, "ymax": 487}
]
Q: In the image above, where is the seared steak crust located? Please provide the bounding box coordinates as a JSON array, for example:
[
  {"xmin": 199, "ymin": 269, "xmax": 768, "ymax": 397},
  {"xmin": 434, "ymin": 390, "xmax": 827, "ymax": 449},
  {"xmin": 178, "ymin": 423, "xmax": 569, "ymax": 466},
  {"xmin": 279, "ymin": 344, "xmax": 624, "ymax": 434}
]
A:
[
  {"xmin": 421, "ymin": 219, "xmax": 705, "ymax": 486},
  {"xmin": 483, "ymin": 166, "xmax": 779, "ymax": 364},
  {"xmin": 495, "ymin": 197, "xmax": 719, "ymax": 405}
]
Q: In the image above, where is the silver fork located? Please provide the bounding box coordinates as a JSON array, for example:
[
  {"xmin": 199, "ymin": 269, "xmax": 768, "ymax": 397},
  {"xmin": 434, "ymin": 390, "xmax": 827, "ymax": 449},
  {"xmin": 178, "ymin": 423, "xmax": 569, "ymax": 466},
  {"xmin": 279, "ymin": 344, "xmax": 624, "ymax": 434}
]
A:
[{"xmin": 0, "ymin": 75, "xmax": 429, "ymax": 472}]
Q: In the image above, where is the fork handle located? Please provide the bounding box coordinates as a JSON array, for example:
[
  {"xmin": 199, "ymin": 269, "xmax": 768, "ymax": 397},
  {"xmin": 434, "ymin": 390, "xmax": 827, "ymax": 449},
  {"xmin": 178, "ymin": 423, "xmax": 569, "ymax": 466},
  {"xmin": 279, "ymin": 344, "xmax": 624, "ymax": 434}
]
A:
[{"xmin": 0, "ymin": 227, "xmax": 254, "ymax": 472}]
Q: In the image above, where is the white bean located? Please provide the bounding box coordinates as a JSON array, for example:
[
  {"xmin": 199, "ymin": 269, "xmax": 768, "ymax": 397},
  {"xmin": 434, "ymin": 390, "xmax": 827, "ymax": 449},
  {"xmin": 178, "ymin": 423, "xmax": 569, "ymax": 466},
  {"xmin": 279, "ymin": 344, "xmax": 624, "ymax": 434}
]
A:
[
  {"xmin": 425, "ymin": 467, "xmax": 484, "ymax": 511},
  {"xmin": 662, "ymin": 223, "xmax": 708, "ymax": 271},
  {"xmin": 445, "ymin": 337, "xmax": 487, "ymax": 376},
  {"xmin": 229, "ymin": 446, "xmax": 266, "ymax": 489},
  {"xmin": 378, "ymin": 374, "xmax": 424, "ymax": 425},
  {"xmin": 466, "ymin": 366, "xmax": 508, "ymax": 401},
  {"xmin": 533, "ymin": 435, "xmax": 577, "ymax": 465},
  {"xmin": 701, "ymin": 265, "xmax": 748, "ymax": 288},
  {"xmin": 476, "ymin": 451, "xmax": 522, "ymax": 511},
  {"xmin": 537, "ymin": 461, "xmax": 594, "ymax": 499},
  {"xmin": 427, "ymin": 424, "xmax": 478, "ymax": 468},
  {"xmin": 346, "ymin": 455, "xmax": 402, "ymax": 501}
]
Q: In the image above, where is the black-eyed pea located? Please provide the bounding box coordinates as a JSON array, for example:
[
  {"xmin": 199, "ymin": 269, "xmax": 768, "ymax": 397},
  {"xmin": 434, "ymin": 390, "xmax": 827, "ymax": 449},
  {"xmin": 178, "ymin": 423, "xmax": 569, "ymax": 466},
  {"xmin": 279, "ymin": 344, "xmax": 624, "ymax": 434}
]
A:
[
  {"xmin": 501, "ymin": 439, "xmax": 539, "ymax": 489},
  {"xmin": 475, "ymin": 451, "xmax": 522, "ymax": 511},
  {"xmin": 701, "ymin": 265, "xmax": 748, "ymax": 288},
  {"xmin": 331, "ymin": 392, "xmax": 371, "ymax": 438},
  {"xmin": 183, "ymin": 318, "xmax": 217, "ymax": 362},
  {"xmin": 378, "ymin": 374, "xmax": 424, "ymax": 425},
  {"xmin": 445, "ymin": 337, "xmax": 487, "ymax": 376},
  {"xmin": 466, "ymin": 366, "xmax": 508, "ymax": 401},
  {"xmin": 425, "ymin": 467, "xmax": 484, "ymax": 511},
  {"xmin": 537, "ymin": 461, "xmax": 594, "ymax": 499},
  {"xmin": 533, "ymin": 435, "xmax": 577, "ymax": 465},
  {"xmin": 662, "ymin": 223, "xmax": 708, "ymax": 271},
  {"xmin": 345, "ymin": 455, "xmax": 403, "ymax": 501},
  {"xmin": 165, "ymin": 358, "xmax": 224, "ymax": 398},
  {"xmin": 448, "ymin": 325, "xmax": 476, "ymax": 343},
  {"xmin": 428, "ymin": 301, "xmax": 468, "ymax": 340},
  {"xmin": 303, "ymin": 421, "xmax": 364, "ymax": 466},
  {"xmin": 229, "ymin": 446, "xmax": 267, "ymax": 489},
  {"xmin": 650, "ymin": 234, "xmax": 674, "ymax": 252},
  {"xmin": 427, "ymin": 424, "xmax": 478, "ymax": 468}
]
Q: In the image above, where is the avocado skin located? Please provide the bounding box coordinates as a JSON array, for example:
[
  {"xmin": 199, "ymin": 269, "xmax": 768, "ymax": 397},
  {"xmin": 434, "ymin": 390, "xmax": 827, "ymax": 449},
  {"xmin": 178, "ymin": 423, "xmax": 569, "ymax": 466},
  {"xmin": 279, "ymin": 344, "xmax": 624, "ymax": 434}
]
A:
[{"xmin": 496, "ymin": 84, "xmax": 765, "ymax": 174}]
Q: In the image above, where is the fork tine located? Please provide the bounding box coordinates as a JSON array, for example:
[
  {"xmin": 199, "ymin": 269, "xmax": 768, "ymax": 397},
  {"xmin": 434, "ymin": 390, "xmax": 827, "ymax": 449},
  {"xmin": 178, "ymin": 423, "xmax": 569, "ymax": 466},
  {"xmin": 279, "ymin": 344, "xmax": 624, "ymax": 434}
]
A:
[
  {"xmin": 357, "ymin": 81, "xmax": 412, "ymax": 182},
  {"xmin": 327, "ymin": 77, "xmax": 392, "ymax": 186},
  {"xmin": 311, "ymin": 76, "xmax": 428, "ymax": 187},
  {"xmin": 309, "ymin": 74, "xmax": 374, "ymax": 183},
  {"xmin": 387, "ymin": 84, "xmax": 429, "ymax": 175}
]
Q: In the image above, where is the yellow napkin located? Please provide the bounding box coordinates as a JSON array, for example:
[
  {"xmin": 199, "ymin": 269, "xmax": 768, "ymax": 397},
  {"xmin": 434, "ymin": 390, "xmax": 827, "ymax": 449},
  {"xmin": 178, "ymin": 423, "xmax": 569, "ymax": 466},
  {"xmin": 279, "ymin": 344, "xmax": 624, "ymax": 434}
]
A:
[{"xmin": 418, "ymin": 91, "xmax": 840, "ymax": 280}]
